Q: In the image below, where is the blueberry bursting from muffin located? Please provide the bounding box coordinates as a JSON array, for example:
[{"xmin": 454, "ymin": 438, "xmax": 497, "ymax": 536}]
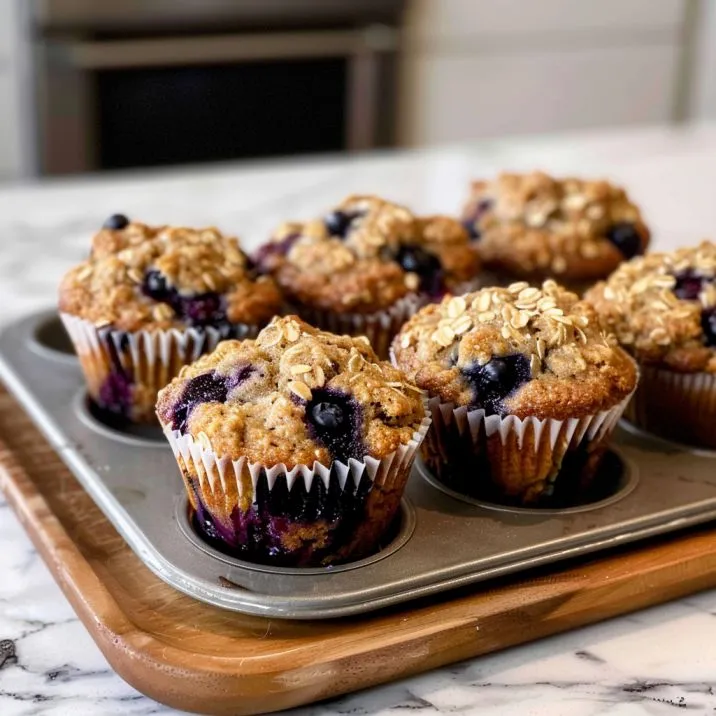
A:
[{"xmin": 156, "ymin": 316, "xmax": 427, "ymax": 566}]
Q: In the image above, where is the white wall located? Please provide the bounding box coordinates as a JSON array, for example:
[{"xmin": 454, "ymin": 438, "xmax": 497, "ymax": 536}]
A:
[
  {"xmin": 689, "ymin": 0, "xmax": 716, "ymax": 120},
  {"xmin": 0, "ymin": 0, "xmax": 26, "ymax": 180},
  {"xmin": 400, "ymin": 0, "xmax": 689, "ymax": 146}
]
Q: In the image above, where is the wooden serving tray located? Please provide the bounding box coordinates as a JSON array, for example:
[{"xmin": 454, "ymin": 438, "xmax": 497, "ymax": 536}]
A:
[{"xmin": 2, "ymin": 384, "xmax": 716, "ymax": 716}]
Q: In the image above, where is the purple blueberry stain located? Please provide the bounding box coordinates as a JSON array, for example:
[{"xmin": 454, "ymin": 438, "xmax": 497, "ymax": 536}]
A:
[
  {"xmin": 462, "ymin": 353, "xmax": 532, "ymax": 415},
  {"xmin": 103, "ymin": 213, "xmax": 129, "ymax": 230},
  {"xmin": 462, "ymin": 199, "xmax": 493, "ymax": 241},
  {"xmin": 394, "ymin": 244, "xmax": 445, "ymax": 297},
  {"xmin": 672, "ymin": 270, "xmax": 713, "ymax": 301},
  {"xmin": 98, "ymin": 370, "xmax": 133, "ymax": 416},
  {"xmin": 171, "ymin": 366, "xmax": 256, "ymax": 433},
  {"xmin": 192, "ymin": 463, "xmax": 381, "ymax": 567},
  {"xmin": 324, "ymin": 210, "xmax": 363, "ymax": 239},
  {"xmin": 304, "ymin": 388, "xmax": 364, "ymax": 463},
  {"xmin": 253, "ymin": 232, "xmax": 301, "ymax": 273},
  {"xmin": 606, "ymin": 222, "xmax": 643, "ymax": 259},
  {"xmin": 141, "ymin": 269, "xmax": 236, "ymax": 334},
  {"xmin": 170, "ymin": 372, "xmax": 229, "ymax": 433}
]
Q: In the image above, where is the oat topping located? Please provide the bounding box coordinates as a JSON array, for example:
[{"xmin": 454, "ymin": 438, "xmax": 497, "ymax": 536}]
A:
[
  {"xmin": 156, "ymin": 316, "xmax": 427, "ymax": 466},
  {"xmin": 59, "ymin": 221, "xmax": 282, "ymax": 331},
  {"xmin": 585, "ymin": 241, "xmax": 716, "ymax": 373},
  {"xmin": 254, "ymin": 194, "xmax": 481, "ymax": 313},
  {"xmin": 462, "ymin": 172, "xmax": 650, "ymax": 281},
  {"xmin": 392, "ymin": 281, "xmax": 637, "ymax": 419}
]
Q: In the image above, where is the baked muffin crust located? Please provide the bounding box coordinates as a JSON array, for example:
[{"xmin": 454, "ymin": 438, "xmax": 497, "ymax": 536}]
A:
[
  {"xmin": 255, "ymin": 195, "xmax": 481, "ymax": 313},
  {"xmin": 157, "ymin": 316, "xmax": 426, "ymax": 467},
  {"xmin": 585, "ymin": 241, "xmax": 716, "ymax": 373},
  {"xmin": 59, "ymin": 220, "xmax": 282, "ymax": 332},
  {"xmin": 462, "ymin": 172, "xmax": 650, "ymax": 281},
  {"xmin": 393, "ymin": 281, "xmax": 637, "ymax": 420}
]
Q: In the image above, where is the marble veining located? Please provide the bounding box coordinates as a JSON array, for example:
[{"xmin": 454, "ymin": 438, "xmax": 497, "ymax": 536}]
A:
[{"xmin": 2, "ymin": 125, "xmax": 716, "ymax": 714}]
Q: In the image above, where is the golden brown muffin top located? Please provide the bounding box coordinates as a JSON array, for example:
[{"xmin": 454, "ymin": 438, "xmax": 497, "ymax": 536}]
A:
[
  {"xmin": 156, "ymin": 316, "xmax": 426, "ymax": 467},
  {"xmin": 254, "ymin": 194, "xmax": 481, "ymax": 314},
  {"xmin": 585, "ymin": 241, "xmax": 716, "ymax": 373},
  {"xmin": 462, "ymin": 172, "xmax": 650, "ymax": 281},
  {"xmin": 58, "ymin": 218, "xmax": 282, "ymax": 332},
  {"xmin": 392, "ymin": 280, "xmax": 637, "ymax": 420}
]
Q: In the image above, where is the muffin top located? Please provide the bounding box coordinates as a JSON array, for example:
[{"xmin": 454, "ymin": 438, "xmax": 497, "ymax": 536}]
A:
[
  {"xmin": 392, "ymin": 281, "xmax": 637, "ymax": 420},
  {"xmin": 461, "ymin": 172, "xmax": 650, "ymax": 281},
  {"xmin": 585, "ymin": 241, "xmax": 716, "ymax": 373},
  {"xmin": 254, "ymin": 194, "xmax": 481, "ymax": 314},
  {"xmin": 58, "ymin": 215, "xmax": 282, "ymax": 332},
  {"xmin": 156, "ymin": 316, "xmax": 426, "ymax": 467}
]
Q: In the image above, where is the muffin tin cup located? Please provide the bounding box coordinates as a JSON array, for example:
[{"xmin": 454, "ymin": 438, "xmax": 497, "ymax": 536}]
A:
[
  {"xmin": 159, "ymin": 409, "xmax": 432, "ymax": 568},
  {"xmin": 626, "ymin": 366, "xmax": 716, "ymax": 450},
  {"xmin": 60, "ymin": 313, "xmax": 258, "ymax": 424},
  {"xmin": 422, "ymin": 392, "xmax": 633, "ymax": 505},
  {"xmin": 291, "ymin": 293, "xmax": 425, "ymax": 358}
]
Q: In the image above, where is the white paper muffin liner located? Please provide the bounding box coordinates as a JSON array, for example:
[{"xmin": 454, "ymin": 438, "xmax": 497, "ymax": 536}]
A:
[
  {"xmin": 290, "ymin": 293, "xmax": 425, "ymax": 358},
  {"xmin": 158, "ymin": 408, "xmax": 430, "ymax": 565},
  {"xmin": 61, "ymin": 312, "xmax": 257, "ymax": 423},
  {"xmin": 626, "ymin": 366, "xmax": 716, "ymax": 449},
  {"xmin": 422, "ymin": 391, "xmax": 633, "ymax": 504}
]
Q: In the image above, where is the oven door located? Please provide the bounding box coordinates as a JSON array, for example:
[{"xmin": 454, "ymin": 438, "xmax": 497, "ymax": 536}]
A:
[{"xmin": 34, "ymin": 27, "xmax": 398, "ymax": 174}]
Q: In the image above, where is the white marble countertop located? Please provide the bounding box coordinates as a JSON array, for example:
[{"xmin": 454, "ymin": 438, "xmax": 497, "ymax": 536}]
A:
[{"xmin": 2, "ymin": 125, "xmax": 716, "ymax": 715}]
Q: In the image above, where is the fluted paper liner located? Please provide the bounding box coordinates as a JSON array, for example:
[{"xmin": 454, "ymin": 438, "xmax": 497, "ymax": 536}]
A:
[
  {"xmin": 291, "ymin": 293, "xmax": 425, "ymax": 359},
  {"xmin": 422, "ymin": 392, "xmax": 633, "ymax": 505},
  {"xmin": 159, "ymin": 408, "xmax": 431, "ymax": 566},
  {"xmin": 61, "ymin": 312, "xmax": 257, "ymax": 424},
  {"xmin": 625, "ymin": 366, "xmax": 716, "ymax": 449}
]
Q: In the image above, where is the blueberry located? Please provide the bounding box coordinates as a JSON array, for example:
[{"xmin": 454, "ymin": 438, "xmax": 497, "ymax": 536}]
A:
[
  {"xmin": 394, "ymin": 244, "xmax": 444, "ymax": 296},
  {"xmin": 673, "ymin": 270, "xmax": 709, "ymax": 301},
  {"xmin": 103, "ymin": 214, "xmax": 129, "ymax": 230},
  {"xmin": 324, "ymin": 210, "xmax": 362, "ymax": 239},
  {"xmin": 311, "ymin": 402, "xmax": 344, "ymax": 429},
  {"xmin": 702, "ymin": 308, "xmax": 716, "ymax": 347},
  {"xmin": 171, "ymin": 372, "xmax": 229, "ymax": 433},
  {"xmin": 142, "ymin": 269, "xmax": 173, "ymax": 304},
  {"xmin": 305, "ymin": 389, "xmax": 364, "ymax": 463},
  {"xmin": 98, "ymin": 369, "xmax": 132, "ymax": 416},
  {"xmin": 461, "ymin": 354, "xmax": 531, "ymax": 415},
  {"xmin": 606, "ymin": 223, "xmax": 643, "ymax": 259},
  {"xmin": 462, "ymin": 199, "xmax": 493, "ymax": 241},
  {"xmin": 226, "ymin": 364, "xmax": 256, "ymax": 391},
  {"xmin": 253, "ymin": 233, "xmax": 300, "ymax": 272},
  {"xmin": 142, "ymin": 271, "xmax": 234, "ymax": 330},
  {"xmin": 181, "ymin": 293, "xmax": 223, "ymax": 326}
]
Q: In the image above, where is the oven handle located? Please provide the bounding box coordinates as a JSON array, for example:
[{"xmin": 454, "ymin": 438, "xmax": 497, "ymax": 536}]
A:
[{"xmin": 61, "ymin": 27, "xmax": 397, "ymax": 69}]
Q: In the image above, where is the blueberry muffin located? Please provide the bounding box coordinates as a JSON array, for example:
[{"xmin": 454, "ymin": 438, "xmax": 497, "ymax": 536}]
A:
[
  {"xmin": 585, "ymin": 241, "xmax": 716, "ymax": 448},
  {"xmin": 392, "ymin": 281, "xmax": 637, "ymax": 504},
  {"xmin": 59, "ymin": 214, "xmax": 282, "ymax": 423},
  {"xmin": 156, "ymin": 315, "xmax": 430, "ymax": 567},
  {"xmin": 254, "ymin": 195, "xmax": 481, "ymax": 356},
  {"xmin": 461, "ymin": 172, "xmax": 650, "ymax": 289}
]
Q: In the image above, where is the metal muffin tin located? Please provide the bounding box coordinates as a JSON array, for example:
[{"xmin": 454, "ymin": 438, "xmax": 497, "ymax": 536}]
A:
[{"xmin": 2, "ymin": 310, "xmax": 716, "ymax": 620}]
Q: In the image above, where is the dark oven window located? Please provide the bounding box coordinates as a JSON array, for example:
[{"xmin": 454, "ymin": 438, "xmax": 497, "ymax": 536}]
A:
[{"xmin": 96, "ymin": 58, "xmax": 347, "ymax": 169}]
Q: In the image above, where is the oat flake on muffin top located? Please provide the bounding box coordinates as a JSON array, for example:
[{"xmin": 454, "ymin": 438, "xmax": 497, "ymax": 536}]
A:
[
  {"xmin": 392, "ymin": 281, "xmax": 637, "ymax": 420},
  {"xmin": 462, "ymin": 172, "xmax": 650, "ymax": 281},
  {"xmin": 254, "ymin": 194, "xmax": 480, "ymax": 313},
  {"xmin": 59, "ymin": 217, "xmax": 282, "ymax": 333},
  {"xmin": 156, "ymin": 316, "xmax": 426, "ymax": 467},
  {"xmin": 585, "ymin": 241, "xmax": 716, "ymax": 373}
]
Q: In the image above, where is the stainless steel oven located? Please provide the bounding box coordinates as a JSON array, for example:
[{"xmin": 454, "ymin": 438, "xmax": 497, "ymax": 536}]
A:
[{"xmin": 30, "ymin": 0, "xmax": 406, "ymax": 174}]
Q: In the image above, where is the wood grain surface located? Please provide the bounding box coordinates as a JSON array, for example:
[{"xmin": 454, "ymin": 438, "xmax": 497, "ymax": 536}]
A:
[{"xmin": 1, "ymin": 386, "xmax": 716, "ymax": 716}]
